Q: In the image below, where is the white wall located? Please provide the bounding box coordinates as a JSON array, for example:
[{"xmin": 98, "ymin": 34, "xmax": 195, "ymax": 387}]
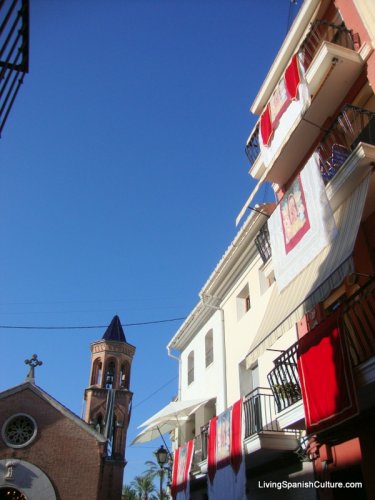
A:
[
  {"xmin": 220, "ymin": 253, "xmax": 277, "ymax": 405},
  {"xmin": 179, "ymin": 308, "xmax": 226, "ymax": 419}
]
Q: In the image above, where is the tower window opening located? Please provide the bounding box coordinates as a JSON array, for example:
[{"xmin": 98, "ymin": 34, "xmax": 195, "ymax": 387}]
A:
[
  {"xmin": 91, "ymin": 359, "xmax": 102, "ymax": 386},
  {"xmin": 105, "ymin": 360, "xmax": 116, "ymax": 389},
  {"xmin": 119, "ymin": 361, "xmax": 130, "ymax": 389}
]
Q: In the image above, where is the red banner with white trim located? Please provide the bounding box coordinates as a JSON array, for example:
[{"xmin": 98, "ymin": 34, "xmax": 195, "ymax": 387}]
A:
[
  {"xmin": 297, "ymin": 311, "xmax": 358, "ymax": 434},
  {"xmin": 171, "ymin": 439, "xmax": 194, "ymax": 500}
]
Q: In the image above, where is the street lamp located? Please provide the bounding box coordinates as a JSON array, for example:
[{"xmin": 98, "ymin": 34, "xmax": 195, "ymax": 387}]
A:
[{"xmin": 154, "ymin": 445, "xmax": 168, "ymax": 499}]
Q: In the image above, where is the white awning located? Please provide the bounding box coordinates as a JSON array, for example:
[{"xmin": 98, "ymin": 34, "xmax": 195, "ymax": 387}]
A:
[
  {"xmin": 245, "ymin": 174, "xmax": 370, "ymax": 368},
  {"xmin": 138, "ymin": 397, "xmax": 213, "ymax": 429},
  {"xmin": 131, "ymin": 420, "xmax": 177, "ymax": 445}
]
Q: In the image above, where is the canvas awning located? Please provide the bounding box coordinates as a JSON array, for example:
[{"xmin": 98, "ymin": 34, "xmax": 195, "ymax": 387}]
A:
[
  {"xmin": 138, "ymin": 397, "xmax": 213, "ymax": 429},
  {"xmin": 245, "ymin": 174, "xmax": 370, "ymax": 368},
  {"xmin": 131, "ymin": 420, "xmax": 177, "ymax": 445}
]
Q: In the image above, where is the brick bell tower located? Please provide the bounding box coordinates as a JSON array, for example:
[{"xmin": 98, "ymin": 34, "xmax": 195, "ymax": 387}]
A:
[{"xmin": 84, "ymin": 315, "xmax": 135, "ymax": 497}]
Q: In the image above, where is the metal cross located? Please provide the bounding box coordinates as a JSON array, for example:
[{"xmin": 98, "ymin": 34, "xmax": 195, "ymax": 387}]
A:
[{"xmin": 25, "ymin": 354, "xmax": 43, "ymax": 382}]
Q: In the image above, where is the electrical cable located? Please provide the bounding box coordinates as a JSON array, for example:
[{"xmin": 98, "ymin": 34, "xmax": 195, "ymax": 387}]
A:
[
  {"xmin": 132, "ymin": 375, "xmax": 178, "ymax": 410},
  {"xmin": 0, "ymin": 316, "xmax": 186, "ymax": 331}
]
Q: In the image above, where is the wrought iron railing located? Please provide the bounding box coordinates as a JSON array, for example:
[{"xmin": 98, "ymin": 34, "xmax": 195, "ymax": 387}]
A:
[
  {"xmin": 342, "ymin": 277, "xmax": 375, "ymax": 366},
  {"xmin": 192, "ymin": 423, "xmax": 209, "ymax": 466},
  {"xmin": 299, "ymin": 19, "xmax": 355, "ymax": 72},
  {"xmin": 268, "ymin": 278, "xmax": 375, "ymax": 413},
  {"xmin": 317, "ymin": 105, "xmax": 375, "ymax": 184},
  {"xmin": 245, "ymin": 17, "xmax": 358, "ymax": 170},
  {"xmin": 244, "ymin": 19, "xmax": 356, "ymax": 169},
  {"xmin": 0, "ymin": 0, "xmax": 29, "ymax": 137},
  {"xmin": 245, "ymin": 122, "xmax": 261, "ymax": 169},
  {"xmin": 268, "ymin": 343, "xmax": 302, "ymax": 413},
  {"xmin": 243, "ymin": 387, "xmax": 298, "ymax": 438},
  {"xmin": 255, "ymin": 222, "xmax": 272, "ymax": 263}
]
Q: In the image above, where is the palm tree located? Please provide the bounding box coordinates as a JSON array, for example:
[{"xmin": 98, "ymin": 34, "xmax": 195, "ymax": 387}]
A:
[
  {"xmin": 130, "ymin": 474, "xmax": 157, "ymax": 500},
  {"xmin": 144, "ymin": 459, "xmax": 168, "ymax": 499},
  {"xmin": 143, "ymin": 459, "xmax": 160, "ymax": 481},
  {"xmin": 122, "ymin": 484, "xmax": 137, "ymax": 500}
]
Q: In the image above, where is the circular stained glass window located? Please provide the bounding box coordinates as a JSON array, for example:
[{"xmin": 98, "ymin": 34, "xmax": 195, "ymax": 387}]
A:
[{"xmin": 2, "ymin": 414, "xmax": 37, "ymax": 448}]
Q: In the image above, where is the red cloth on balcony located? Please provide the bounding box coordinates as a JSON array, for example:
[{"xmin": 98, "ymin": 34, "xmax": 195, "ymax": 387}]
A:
[
  {"xmin": 207, "ymin": 400, "xmax": 243, "ymax": 482},
  {"xmin": 260, "ymin": 105, "xmax": 273, "ymax": 146},
  {"xmin": 207, "ymin": 416, "xmax": 218, "ymax": 482},
  {"xmin": 230, "ymin": 399, "xmax": 243, "ymax": 474},
  {"xmin": 297, "ymin": 311, "xmax": 358, "ymax": 434},
  {"xmin": 260, "ymin": 53, "xmax": 301, "ymax": 147},
  {"xmin": 207, "ymin": 400, "xmax": 245, "ymax": 499},
  {"xmin": 171, "ymin": 439, "xmax": 194, "ymax": 500},
  {"xmin": 285, "ymin": 53, "xmax": 301, "ymax": 100}
]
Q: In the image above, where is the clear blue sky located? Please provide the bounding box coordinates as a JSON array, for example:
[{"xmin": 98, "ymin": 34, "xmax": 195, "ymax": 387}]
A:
[{"xmin": 0, "ymin": 0, "xmax": 301, "ymax": 485}]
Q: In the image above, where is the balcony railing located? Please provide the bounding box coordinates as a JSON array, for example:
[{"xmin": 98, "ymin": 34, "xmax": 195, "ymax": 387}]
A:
[
  {"xmin": 317, "ymin": 105, "xmax": 375, "ymax": 184},
  {"xmin": 245, "ymin": 122, "xmax": 260, "ymax": 169},
  {"xmin": 255, "ymin": 222, "xmax": 272, "ymax": 264},
  {"xmin": 268, "ymin": 278, "xmax": 375, "ymax": 413},
  {"xmin": 267, "ymin": 343, "xmax": 302, "ymax": 413},
  {"xmin": 245, "ymin": 19, "xmax": 356, "ymax": 170},
  {"xmin": 299, "ymin": 19, "xmax": 355, "ymax": 72},
  {"xmin": 243, "ymin": 387, "xmax": 298, "ymax": 438},
  {"xmin": 342, "ymin": 277, "xmax": 375, "ymax": 367},
  {"xmin": 0, "ymin": 0, "xmax": 29, "ymax": 137}
]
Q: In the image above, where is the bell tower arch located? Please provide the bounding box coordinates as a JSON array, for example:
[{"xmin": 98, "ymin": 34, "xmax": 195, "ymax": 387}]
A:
[{"xmin": 84, "ymin": 315, "xmax": 135, "ymax": 464}]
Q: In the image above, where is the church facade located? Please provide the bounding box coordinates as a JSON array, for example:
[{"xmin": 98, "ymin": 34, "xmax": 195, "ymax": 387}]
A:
[{"xmin": 0, "ymin": 315, "xmax": 135, "ymax": 500}]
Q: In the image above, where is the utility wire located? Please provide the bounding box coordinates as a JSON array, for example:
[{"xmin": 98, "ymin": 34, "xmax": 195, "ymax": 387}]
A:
[
  {"xmin": 132, "ymin": 375, "xmax": 178, "ymax": 410},
  {"xmin": 0, "ymin": 317, "xmax": 186, "ymax": 331}
]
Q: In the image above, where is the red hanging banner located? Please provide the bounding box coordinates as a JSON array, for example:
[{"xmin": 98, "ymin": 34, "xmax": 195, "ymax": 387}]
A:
[
  {"xmin": 171, "ymin": 439, "xmax": 195, "ymax": 499},
  {"xmin": 260, "ymin": 53, "xmax": 302, "ymax": 147},
  {"xmin": 207, "ymin": 400, "xmax": 243, "ymax": 483},
  {"xmin": 297, "ymin": 311, "xmax": 358, "ymax": 434}
]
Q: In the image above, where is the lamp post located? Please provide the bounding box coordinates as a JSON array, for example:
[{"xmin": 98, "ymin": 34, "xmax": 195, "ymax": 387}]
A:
[{"xmin": 154, "ymin": 445, "xmax": 168, "ymax": 500}]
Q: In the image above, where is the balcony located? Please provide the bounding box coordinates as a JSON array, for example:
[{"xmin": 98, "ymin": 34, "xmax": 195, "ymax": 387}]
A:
[
  {"xmin": 192, "ymin": 389, "xmax": 300, "ymax": 472},
  {"xmin": 343, "ymin": 277, "xmax": 375, "ymax": 369},
  {"xmin": 255, "ymin": 222, "xmax": 272, "ymax": 264},
  {"xmin": 243, "ymin": 388, "xmax": 300, "ymax": 461},
  {"xmin": 315, "ymin": 105, "xmax": 375, "ymax": 210},
  {"xmin": 245, "ymin": 19, "xmax": 365, "ymax": 186},
  {"xmin": 267, "ymin": 277, "xmax": 375, "ymax": 428},
  {"xmin": 193, "ymin": 423, "xmax": 209, "ymax": 466},
  {"xmin": 267, "ymin": 344, "xmax": 302, "ymax": 414},
  {"xmin": 299, "ymin": 20, "xmax": 355, "ymax": 73},
  {"xmin": 0, "ymin": 0, "xmax": 29, "ymax": 136}
]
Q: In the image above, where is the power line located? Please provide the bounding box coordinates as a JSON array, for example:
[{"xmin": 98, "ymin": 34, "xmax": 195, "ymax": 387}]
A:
[
  {"xmin": 132, "ymin": 375, "xmax": 178, "ymax": 410},
  {"xmin": 0, "ymin": 316, "xmax": 186, "ymax": 331}
]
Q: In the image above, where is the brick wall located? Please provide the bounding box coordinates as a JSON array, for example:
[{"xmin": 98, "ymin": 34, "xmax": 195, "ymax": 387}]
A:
[{"xmin": 0, "ymin": 387, "xmax": 113, "ymax": 500}]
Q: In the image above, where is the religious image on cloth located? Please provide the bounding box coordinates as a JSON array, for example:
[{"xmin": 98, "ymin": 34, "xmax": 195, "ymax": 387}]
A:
[
  {"xmin": 171, "ymin": 439, "xmax": 194, "ymax": 500},
  {"xmin": 259, "ymin": 53, "xmax": 311, "ymax": 168},
  {"xmin": 297, "ymin": 310, "xmax": 358, "ymax": 434},
  {"xmin": 260, "ymin": 53, "xmax": 305, "ymax": 147},
  {"xmin": 207, "ymin": 400, "xmax": 245, "ymax": 500},
  {"xmin": 268, "ymin": 153, "xmax": 337, "ymax": 291},
  {"xmin": 280, "ymin": 175, "xmax": 310, "ymax": 253}
]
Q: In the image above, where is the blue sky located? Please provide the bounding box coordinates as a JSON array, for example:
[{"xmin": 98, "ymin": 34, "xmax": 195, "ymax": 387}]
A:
[{"xmin": 0, "ymin": 0, "xmax": 301, "ymax": 485}]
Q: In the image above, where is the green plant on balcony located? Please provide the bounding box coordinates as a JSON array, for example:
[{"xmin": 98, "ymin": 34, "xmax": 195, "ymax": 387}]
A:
[{"xmin": 272, "ymin": 382, "xmax": 301, "ymax": 400}]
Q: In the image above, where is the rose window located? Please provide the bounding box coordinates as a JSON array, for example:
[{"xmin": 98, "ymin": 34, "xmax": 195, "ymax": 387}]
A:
[{"xmin": 2, "ymin": 414, "xmax": 37, "ymax": 448}]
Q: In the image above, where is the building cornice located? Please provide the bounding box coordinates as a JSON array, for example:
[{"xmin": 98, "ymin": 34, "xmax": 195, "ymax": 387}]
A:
[
  {"xmin": 168, "ymin": 206, "xmax": 274, "ymax": 351},
  {"xmin": 251, "ymin": 0, "xmax": 323, "ymax": 115},
  {"xmin": 91, "ymin": 339, "xmax": 136, "ymax": 357}
]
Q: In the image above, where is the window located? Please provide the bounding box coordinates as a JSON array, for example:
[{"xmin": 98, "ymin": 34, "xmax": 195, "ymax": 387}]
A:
[
  {"xmin": 105, "ymin": 360, "xmax": 116, "ymax": 388},
  {"xmin": 187, "ymin": 351, "xmax": 194, "ymax": 385},
  {"xmin": 205, "ymin": 330, "xmax": 214, "ymax": 367},
  {"xmin": 91, "ymin": 358, "xmax": 102, "ymax": 386},
  {"xmin": 2, "ymin": 414, "xmax": 37, "ymax": 448},
  {"xmin": 119, "ymin": 361, "xmax": 131, "ymax": 389},
  {"xmin": 237, "ymin": 284, "xmax": 251, "ymax": 320}
]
